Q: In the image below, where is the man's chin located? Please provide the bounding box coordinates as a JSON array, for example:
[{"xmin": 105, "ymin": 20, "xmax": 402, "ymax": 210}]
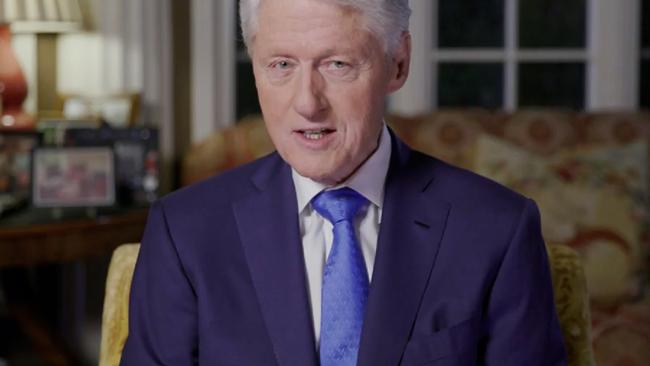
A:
[
  {"xmin": 292, "ymin": 165, "xmax": 342, "ymax": 186},
  {"xmin": 303, "ymin": 172, "xmax": 338, "ymax": 186}
]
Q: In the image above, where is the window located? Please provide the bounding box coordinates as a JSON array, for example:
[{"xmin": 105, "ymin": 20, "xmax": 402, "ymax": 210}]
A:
[
  {"xmin": 434, "ymin": 0, "xmax": 587, "ymax": 109},
  {"xmin": 225, "ymin": 0, "xmax": 642, "ymax": 127}
]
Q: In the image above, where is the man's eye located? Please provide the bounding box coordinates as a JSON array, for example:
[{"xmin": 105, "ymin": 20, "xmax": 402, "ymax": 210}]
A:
[
  {"xmin": 272, "ymin": 60, "xmax": 291, "ymax": 69},
  {"xmin": 265, "ymin": 60, "xmax": 294, "ymax": 82},
  {"xmin": 329, "ymin": 61, "xmax": 349, "ymax": 69},
  {"xmin": 321, "ymin": 60, "xmax": 358, "ymax": 81}
]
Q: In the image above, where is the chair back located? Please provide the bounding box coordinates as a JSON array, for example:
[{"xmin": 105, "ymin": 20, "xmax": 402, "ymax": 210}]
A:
[
  {"xmin": 99, "ymin": 243, "xmax": 140, "ymax": 366},
  {"xmin": 99, "ymin": 243, "xmax": 594, "ymax": 365},
  {"xmin": 547, "ymin": 244, "xmax": 595, "ymax": 365}
]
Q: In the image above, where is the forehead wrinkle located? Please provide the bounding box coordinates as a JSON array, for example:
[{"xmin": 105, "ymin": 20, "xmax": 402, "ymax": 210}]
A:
[
  {"xmin": 255, "ymin": 0, "xmax": 368, "ymax": 47},
  {"xmin": 259, "ymin": 34, "xmax": 378, "ymax": 64},
  {"xmin": 256, "ymin": 19, "xmax": 376, "ymax": 61}
]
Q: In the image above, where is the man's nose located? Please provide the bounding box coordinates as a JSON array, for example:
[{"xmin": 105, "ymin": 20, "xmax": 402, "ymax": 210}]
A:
[{"xmin": 292, "ymin": 68, "xmax": 328, "ymax": 120}]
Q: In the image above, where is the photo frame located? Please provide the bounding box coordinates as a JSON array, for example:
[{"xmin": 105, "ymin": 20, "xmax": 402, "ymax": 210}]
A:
[
  {"xmin": 64, "ymin": 127, "xmax": 159, "ymax": 205},
  {"xmin": 0, "ymin": 131, "xmax": 42, "ymax": 214},
  {"xmin": 57, "ymin": 92, "xmax": 141, "ymax": 127},
  {"xmin": 31, "ymin": 147, "xmax": 116, "ymax": 208}
]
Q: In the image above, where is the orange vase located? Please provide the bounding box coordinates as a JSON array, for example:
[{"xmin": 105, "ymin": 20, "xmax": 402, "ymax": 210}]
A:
[{"xmin": 0, "ymin": 23, "xmax": 34, "ymax": 130}]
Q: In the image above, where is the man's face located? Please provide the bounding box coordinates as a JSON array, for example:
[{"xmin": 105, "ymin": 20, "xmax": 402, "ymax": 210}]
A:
[{"xmin": 251, "ymin": 0, "xmax": 409, "ymax": 185}]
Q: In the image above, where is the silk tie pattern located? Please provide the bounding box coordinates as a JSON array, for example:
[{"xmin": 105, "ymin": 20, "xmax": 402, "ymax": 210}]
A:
[{"xmin": 312, "ymin": 187, "xmax": 369, "ymax": 366}]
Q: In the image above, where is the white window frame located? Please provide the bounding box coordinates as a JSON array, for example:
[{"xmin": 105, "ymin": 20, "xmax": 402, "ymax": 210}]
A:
[
  {"xmin": 201, "ymin": 0, "xmax": 642, "ymax": 133},
  {"xmin": 392, "ymin": 0, "xmax": 642, "ymax": 115}
]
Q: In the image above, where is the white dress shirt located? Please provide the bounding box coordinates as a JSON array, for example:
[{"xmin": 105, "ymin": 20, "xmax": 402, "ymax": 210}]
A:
[{"xmin": 291, "ymin": 124, "xmax": 392, "ymax": 346}]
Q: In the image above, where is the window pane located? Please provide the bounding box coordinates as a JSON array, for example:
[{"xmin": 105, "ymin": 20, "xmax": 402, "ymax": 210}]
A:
[
  {"xmin": 437, "ymin": 63, "xmax": 503, "ymax": 108},
  {"xmin": 518, "ymin": 62, "xmax": 585, "ymax": 109},
  {"xmin": 438, "ymin": 0, "xmax": 504, "ymax": 48},
  {"xmin": 519, "ymin": 0, "xmax": 586, "ymax": 48},
  {"xmin": 642, "ymin": 60, "xmax": 650, "ymax": 108},
  {"xmin": 236, "ymin": 61, "xmax": 261, "ymax": 120}
]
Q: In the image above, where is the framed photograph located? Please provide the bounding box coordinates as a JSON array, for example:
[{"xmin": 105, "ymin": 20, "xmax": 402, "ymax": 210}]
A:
[
  {"xmin": 57, "ymin": 93, "xmax": 141, "ymax": 127},
  {"xmin": 32, "ymin": 147, "xmax": 116, "ymax": 208},
  {"xmin": 0, "ymin": 131, "xmax": 42, "ymax": 214},
  {"xmin": 64, "ymin": 127, "xmax": 159, "ymax": 205}
]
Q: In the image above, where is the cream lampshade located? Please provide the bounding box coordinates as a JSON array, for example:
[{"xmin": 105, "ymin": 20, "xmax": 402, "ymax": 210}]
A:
[
  {"xmin": 0, "ymin": 0, "xmax": 83, "ymax": 130},
  {"xmin": 1, "ymin": 0, "xmax": 83, "ymax": 33}
]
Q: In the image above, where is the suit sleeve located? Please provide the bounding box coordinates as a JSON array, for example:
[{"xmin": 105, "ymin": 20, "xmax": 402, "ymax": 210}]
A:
[
  {"xmin": 120, "ymin": 201, "xmax": 198, "ymax": 365},
  {"xmin": 483, "ymin": 199, "xmax": 567, "ymax": 365}
]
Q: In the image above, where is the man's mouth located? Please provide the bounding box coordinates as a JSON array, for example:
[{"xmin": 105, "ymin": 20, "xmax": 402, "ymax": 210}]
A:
[{"xmin": 298, "ymin": 128, "xmax": 335, "ymax": 140}]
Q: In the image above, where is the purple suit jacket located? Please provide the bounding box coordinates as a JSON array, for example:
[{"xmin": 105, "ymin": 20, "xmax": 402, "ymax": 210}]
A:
[{"xmin": 121, "ymin": 135, "xmax": 567, "ymax": 365}]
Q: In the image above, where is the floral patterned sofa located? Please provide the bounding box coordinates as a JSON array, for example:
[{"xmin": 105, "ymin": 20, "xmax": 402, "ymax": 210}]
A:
[
  {"xmin": 182, "ymin": 110, "xmax": 650, "ymax": 365},
  {"xmin": 389, "ymin": 110, "xmax": 649, "ymax": 366}
]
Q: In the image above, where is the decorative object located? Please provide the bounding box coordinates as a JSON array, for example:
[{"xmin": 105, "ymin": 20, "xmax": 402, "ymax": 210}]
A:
[
  {"xmin": 0, "ymin": 0, "xmax": 84, "ymax": 129},
  {"xmin": 0, "ymin": 130, "xmax": 41, "ymax": 214},
  {"xmin": 37, "ymin": 118, "xmax": 100, "ymax": 146},
  {"xmin": 59, "ymin": 93, "xmax": 141, "ymax": 127},
  {"xmin": 64, "ymin": 126, "xmax": 159, "ymax": 205},
  {"xmin": 31, "ymin": 146, "xmax": 115, "ymax": 208},
  {"xmin": 0, "ymin": 22, "xmax": 32, "ymax": 129}
]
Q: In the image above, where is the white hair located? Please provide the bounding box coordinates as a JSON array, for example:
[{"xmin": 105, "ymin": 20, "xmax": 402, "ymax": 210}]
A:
[{"xmin": 239, "ymin": 0, "xmax": 411, "ymax": 55}]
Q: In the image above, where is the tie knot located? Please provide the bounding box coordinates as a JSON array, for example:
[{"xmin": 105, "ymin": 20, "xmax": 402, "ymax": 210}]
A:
[{"xmin": 311, "ymin": 187, "xmax": 368, "ymax": 224}]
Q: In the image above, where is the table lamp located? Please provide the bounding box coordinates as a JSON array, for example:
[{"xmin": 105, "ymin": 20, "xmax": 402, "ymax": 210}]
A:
[{"xmin": 0, "ymin": 0, "xmax": 83, "ymax": 130}]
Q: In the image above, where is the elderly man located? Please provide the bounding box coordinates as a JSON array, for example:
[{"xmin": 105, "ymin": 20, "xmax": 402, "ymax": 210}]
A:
[{"xmin": 121, "ymin": 0, "xmax": 567, "ymax": 365}]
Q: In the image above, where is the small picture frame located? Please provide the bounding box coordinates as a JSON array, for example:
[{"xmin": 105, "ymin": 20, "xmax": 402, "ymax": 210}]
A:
[
  {"xmin": 32, "ymin": 147, "xmax": 116, "ymax": 208},
  {"xmin": 64, "ymin": 127, "xmax": 159, "ymax": 205},
  {"xmin": 0, "ymin": 131, "xmax": 42, "ymax": 214},
  {"xmin": 57, "ymin": 93, "xmax": 140, "ymax": 127}
]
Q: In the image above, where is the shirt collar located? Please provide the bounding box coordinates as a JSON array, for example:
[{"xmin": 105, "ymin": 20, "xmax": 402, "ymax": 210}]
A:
[{"xmin": 292, "ymin": 123, "xmax": 392, "ymax": 213}]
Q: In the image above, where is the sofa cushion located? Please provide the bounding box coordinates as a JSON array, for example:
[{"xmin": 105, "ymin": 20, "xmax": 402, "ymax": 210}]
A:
[
  {"xmin": 474, "ymin": 134, "xmax": 648, "ymax": 306},
  {"xmin": 182, "ymin": 116, "xmax": 274, "ymax": 185}
]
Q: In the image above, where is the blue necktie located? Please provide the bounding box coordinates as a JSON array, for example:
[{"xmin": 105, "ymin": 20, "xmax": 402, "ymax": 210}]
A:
[{"xmin": 312, "ymin": 187, "xmax": 369, "ymax": 366}]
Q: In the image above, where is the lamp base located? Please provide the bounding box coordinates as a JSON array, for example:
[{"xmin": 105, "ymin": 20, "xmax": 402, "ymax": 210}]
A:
[
  {"xmin": 0, "ymin": 24, "xmax": 35, "ymax": 131},
  {"xmin": 1, "ymin": 109, "xmax": 35, "ymax": 130}
]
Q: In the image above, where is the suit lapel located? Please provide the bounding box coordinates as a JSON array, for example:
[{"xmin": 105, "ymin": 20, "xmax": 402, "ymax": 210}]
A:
[
  {"xmin": 357, "ymin": 137, "xmax": 451, "ymax": 366},
  {"xmin": 233, "ymin": 156, "xmax": 318, "ymax": 366}
]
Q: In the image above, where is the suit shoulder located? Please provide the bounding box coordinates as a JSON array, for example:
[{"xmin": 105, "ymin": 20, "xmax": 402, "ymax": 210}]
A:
[
  {"xmin": 410, "ymin": 151, "xmax": 540, "ymax": 255},
  {"xmin": 413, "ymin": 151, "xmax": 530, "ymax": 215},
  {"xmin": 158, "ymin": 152, "xmax": 280, "ymax": 212}
]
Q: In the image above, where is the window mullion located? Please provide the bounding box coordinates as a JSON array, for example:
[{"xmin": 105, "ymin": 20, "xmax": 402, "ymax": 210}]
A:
[
  {"xmin": 436, "ymin": 49, "xmax": 505, "ymax": 62},
  {"xmin": 504, "ymin": 0, "xmax": 518, "ymax": 111}
]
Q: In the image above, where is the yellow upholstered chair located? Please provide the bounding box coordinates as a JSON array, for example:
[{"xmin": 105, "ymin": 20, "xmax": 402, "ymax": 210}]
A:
[
  {"xmin": 547, "ymin": 244, "xmax": 596, "ymax": 366},
  {"xmin": 99, "ymin": 243, "xmax": 594, "ymax": 365},
  {"xmin": 99, "ymin": 243, "xmax": 140, "ymax": 366}
]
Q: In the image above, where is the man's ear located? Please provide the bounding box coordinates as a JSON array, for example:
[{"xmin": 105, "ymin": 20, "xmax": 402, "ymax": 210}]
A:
[{"xmin": 386, "ymin": 31, "xmax": 411, "ymax": 93}]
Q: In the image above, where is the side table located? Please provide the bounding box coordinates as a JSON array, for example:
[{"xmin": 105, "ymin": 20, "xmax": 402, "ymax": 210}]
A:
[{"xmin": 0, "ymin": 208, "xmax": 148, "ymax": 365}]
